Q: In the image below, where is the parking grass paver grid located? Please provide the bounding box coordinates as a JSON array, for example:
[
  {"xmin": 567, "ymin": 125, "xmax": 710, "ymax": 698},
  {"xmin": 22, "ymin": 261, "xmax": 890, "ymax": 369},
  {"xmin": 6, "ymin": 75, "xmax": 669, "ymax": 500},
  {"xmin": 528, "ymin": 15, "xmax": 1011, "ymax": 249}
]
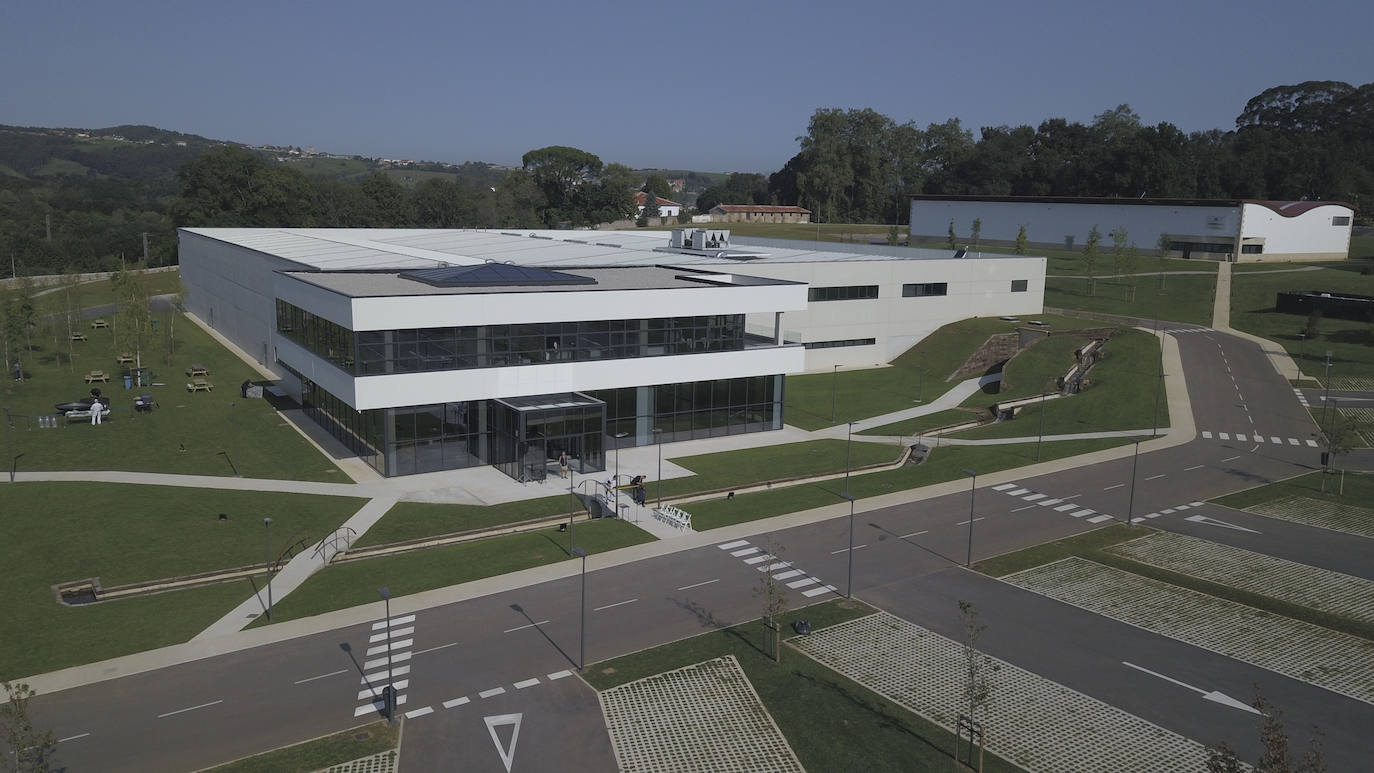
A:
[
  {"xmin": 324, "ymin": 751, "xmax": 397, "ymax": 773},
  {"xmin": 1003, "ymin": 557, "xmax": 1374, "ymax": 705},
  {"xmin": 1331, "ymin": 376, "xmax": 1374, "ymax": 391},
  {"xmin": 790, "ymin": 611, "xmax": 1213, "ymax": 773},
  {"xmin": 1107, "ymin": 531, "xmax": 1374, "ymax": 626},
  {"xmin": 598, "ymin": 655, "xmax": 804, "ymax": 773},
  {"xmin": 1245, "ymin": 496, "xmax": 1374, "ymax": 539},
  {"xmin": 1337, "ymin": 407, "xmax": 1374, "ymax": 447}
]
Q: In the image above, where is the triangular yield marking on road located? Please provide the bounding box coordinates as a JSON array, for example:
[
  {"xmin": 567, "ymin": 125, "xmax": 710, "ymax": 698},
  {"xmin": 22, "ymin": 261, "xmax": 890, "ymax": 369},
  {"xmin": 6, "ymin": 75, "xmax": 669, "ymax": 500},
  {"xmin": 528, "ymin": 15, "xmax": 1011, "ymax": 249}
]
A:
[
  {"xmin": 484, "ymin": 712, "xmax": 523, "ymax": 773},
  {"xmin": 1184, "ymin": 514, "xmax": 1260, "ymax": 533}
]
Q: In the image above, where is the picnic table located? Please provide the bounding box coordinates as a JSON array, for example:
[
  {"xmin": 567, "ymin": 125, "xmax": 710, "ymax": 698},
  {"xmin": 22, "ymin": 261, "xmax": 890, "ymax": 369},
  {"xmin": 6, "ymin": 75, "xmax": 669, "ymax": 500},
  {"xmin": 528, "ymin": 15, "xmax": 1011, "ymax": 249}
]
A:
[
  {"xmin": 186, "ymin": 364, "xmax": 209, "ymax": 377},
  {"xmin": 187, "ymin": 378, "xmax": 213, "ymax": 392},
  {"xmin": 84, "ymin": 370, "xmax": 109, "ymax": 384},
  {"xmin": 90, "ymin": 318, "xmax": 108, "ymax": 329},
  {"xmin": 70, "ymin": 332, "xmax": 88, "ymax": 342},
  {"xmin": 116, "ymin": 353, "xmax": 135, "ymax": 366}
]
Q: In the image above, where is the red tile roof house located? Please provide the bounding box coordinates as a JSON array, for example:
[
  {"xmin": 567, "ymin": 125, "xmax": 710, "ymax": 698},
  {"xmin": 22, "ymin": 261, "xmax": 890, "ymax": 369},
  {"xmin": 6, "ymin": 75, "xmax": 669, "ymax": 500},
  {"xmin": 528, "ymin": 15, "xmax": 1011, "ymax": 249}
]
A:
[
  {"xmin": 709, "ymin": 204, "xmax": 812, "ymax": 224},
  {"xmin": 635, "ymin": 192, "xmax": 682, "ymax": 218}
]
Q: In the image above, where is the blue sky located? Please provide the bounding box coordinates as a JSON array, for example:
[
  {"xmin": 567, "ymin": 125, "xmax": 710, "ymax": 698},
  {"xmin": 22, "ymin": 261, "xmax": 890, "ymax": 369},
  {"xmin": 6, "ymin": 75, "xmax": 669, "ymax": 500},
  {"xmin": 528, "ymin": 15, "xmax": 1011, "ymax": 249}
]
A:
[{"xmin": 3, "ymin": 0, "xmax": 1370, "ymax": 173}]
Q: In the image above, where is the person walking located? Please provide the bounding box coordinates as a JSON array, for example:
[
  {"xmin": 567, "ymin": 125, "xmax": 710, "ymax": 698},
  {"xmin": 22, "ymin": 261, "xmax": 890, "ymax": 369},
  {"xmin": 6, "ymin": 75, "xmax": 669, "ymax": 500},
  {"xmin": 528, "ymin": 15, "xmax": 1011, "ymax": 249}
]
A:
[{"xmin": 558, "ymin": 450, "xmax": 570, "ymax": 479}]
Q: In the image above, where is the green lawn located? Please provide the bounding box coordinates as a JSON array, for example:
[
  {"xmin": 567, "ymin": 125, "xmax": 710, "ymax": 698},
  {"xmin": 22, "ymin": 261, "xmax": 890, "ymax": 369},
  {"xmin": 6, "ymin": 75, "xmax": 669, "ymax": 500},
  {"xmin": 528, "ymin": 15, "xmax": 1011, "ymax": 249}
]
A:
[
  {"xmin": 1045, "ymin": 273, "xmax": 1217, "ymax": 325},
  {"xmin": 960, "ymin": 334, "xmax": 1090, "ymax": 409},
  {"xmin": 6, "ymin": 268, "xmax": 183, "ymax": 320},
  {"xmin": 206, "ymin": 721, "xmax": 398, "ymax": 773},
  {"xmin": 353, "ymin": 495, "xmax": 569, "ymax": 548},
  {"xmin": 1211, "ymin": 470, "xmax": 1374, "ymax": 511},
  {"xmin": 857, "ymin": 408, "xmax": 985, "ymax": 437},
  {"xmin": 686, "ymin": 437, "xmax": 1131, "ymax": 531},
  {"xmin": 0, "ymin": 482, "xmax": 365, "ymax": 680},
  {"xmin": 954, "ymin": 329, "xmax": 1167, "ymax": 439},
  {"xmin": 586, "ymin": 598, "xmax": 1025, "ymax": 773},
  {"xmin": 257, "ymin": 519, "xmax": 654, "ymax": 625},
  {"xmin": 974, "ymin": 523, "xmax": 1148, "ymax": 576},
  {"xmin": 1229, "ymin": 264, "xmax": 1374, "ymax": 378},
  {"xmin": 785, "ymin": 313, "xmax": 1119, "ymax": 431},
  {"xmin": 2, "ymin": 311, "xmax": 345, "ymax": 481},
  {"xmin": 654, "ymin": 438, "xmax": 898, "ymax": 499}
]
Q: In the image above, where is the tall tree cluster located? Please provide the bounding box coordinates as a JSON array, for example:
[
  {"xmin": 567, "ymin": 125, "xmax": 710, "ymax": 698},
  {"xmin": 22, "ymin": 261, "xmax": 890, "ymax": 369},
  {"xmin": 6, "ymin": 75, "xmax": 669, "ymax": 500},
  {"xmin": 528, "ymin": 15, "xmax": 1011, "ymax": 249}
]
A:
[{"xmin": 774, "ymin": 81, "xmax": 1373, "ymax": 224}]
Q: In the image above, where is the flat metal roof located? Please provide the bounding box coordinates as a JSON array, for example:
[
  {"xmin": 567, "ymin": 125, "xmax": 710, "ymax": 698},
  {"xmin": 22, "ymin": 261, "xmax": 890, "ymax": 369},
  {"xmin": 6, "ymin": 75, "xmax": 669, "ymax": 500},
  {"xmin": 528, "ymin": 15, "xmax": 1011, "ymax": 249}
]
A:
[{"xmin": 279, "ymin": 265, "xmax": 797, "ymax": 298}]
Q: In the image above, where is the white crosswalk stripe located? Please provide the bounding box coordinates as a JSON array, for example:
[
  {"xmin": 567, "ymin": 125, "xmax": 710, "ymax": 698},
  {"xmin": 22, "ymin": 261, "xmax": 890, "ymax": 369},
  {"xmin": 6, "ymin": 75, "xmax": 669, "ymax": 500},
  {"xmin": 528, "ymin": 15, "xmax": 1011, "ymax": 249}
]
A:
[
  {"xmin": 992, "ymin": 483, "xmax": 1017, "ymax": 491},
  {"xmin": 355, "ymin": 615, "xmax": 418, "ymax": 719},
  {"xmin": 720, "ymin": 541, "xmax": 835, "ymax": 604},
  {"xmin": 1086, "ymin": 514, "xmax": 1114, "ymax": 524},
  {"xmin": 1201, "ymin": 431, "xmax": 1213, "ymax": 439}
]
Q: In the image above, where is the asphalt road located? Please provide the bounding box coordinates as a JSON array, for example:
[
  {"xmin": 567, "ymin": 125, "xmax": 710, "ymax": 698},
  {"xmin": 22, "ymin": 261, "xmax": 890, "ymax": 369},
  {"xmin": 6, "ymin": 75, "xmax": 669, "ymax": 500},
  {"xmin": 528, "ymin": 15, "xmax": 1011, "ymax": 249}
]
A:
[{"xmin": 25, "ymin": 326, "xmax": 1374, "ymax": 771}]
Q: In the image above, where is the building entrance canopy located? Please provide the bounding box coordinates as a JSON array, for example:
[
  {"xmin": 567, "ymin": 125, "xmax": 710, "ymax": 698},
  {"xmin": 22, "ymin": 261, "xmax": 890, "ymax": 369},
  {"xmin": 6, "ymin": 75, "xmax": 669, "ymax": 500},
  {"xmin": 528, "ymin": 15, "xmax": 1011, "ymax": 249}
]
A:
[{"xmin": 491, "ymin": 392, "xmax": 606, "ymax": 483}]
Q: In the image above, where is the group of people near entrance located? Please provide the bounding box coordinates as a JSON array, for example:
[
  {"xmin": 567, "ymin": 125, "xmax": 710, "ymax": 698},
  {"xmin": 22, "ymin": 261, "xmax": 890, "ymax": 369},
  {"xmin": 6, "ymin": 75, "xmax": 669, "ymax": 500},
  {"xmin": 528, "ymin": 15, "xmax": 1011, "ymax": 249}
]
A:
[{"xmin": 558, "ymin": 450, "xmax": 647, "ymax": 507}]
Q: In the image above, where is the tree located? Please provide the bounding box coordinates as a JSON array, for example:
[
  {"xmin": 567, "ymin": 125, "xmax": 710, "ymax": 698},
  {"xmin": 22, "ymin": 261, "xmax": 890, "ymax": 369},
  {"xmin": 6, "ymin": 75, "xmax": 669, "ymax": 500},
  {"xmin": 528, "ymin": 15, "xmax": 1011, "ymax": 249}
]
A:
[
  {"xmin": 1206, "ymin": 693, "xmax": 1327, "ymax": 773},
  {"xmin": 642, "ymin": 174, "xmax": 671, "ymax": 199},
  {"xmin": 1303, "ymin": 308, "xmax": 1323, "ymax": 340},
  {"xmin": 637, "ymin": 191, "xmax": 660, "ymax": 227},
  {"xmin": 1110, "ymin": 226, "xmax": 1129, "ymax": 299},
  {"xmin": 1014, "ymin": 225, "xmax": 1028, "ymax": 255},
  {"xmin": 1, "ymin": 681, "xmax": 57, "ymax": 772},
  {"xmin": 521, "ymin": 145, "xmax": 604, "ymax": 225},
  {"xmin": 957, "ymin": 600, "xmax": 994, "ymax": 770},
  {"xmin": 1083, "ymin": 225, "xmax": 1102, "ymax": 295},
  {"xmin": 887, "ymin": 225, "xmax": 900, "ymax": 246},
  {"xmin": 359, "ymin": 173, "xmax": 409, "ymax": 226},
  {"xmin": 1123, "ymin": 244, "xmax": 1141, "ymax": 302},
  {"xmin": 171, "ymin": 146, "xmax": 318, "ymax": 227},
  {"xmin": 112, "ymin": 267, "xmax": 153, "ymax": 369},
  {"xmin": 754, "ymin": 543, "xmax": 788, "ymax": 662},
  {"xmin": 971, "ymin": 218, "xmax": 982, "ymax": 252},
  {"xmin": 947, "ymin": 219, "xmax": 957, "ymax": 249}
]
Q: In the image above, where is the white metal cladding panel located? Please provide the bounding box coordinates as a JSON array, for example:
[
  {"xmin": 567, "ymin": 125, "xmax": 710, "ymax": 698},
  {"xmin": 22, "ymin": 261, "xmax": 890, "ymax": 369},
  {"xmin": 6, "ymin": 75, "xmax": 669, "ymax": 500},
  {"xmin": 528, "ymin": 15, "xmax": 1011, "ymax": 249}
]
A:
[
  {"xmin": 348, "ymin": 283, "xmax": 808, "ymax": 330},
  {"xmin": 910, "ymin": 200, "xmax": 1240, "ymax": 245},
  {"xmin": 275, "ymin": 336, "xmax": 358, "ymax": 406},
  {"xmin": 738, "ymin": 257, "xmax": 1045, "ymax": 369},
  {"xmin": 274, "ymin": 274, "xmax": 356, "ymax": 329},
  {"xmin": 350, "ymin": 346, "xmax": 804, "ymax": 410},
  {"xmin": 1242, "ymin": 203, "xmax": 1353, "ymax": 257},
  {"xmin": 179, "ymin": 231, "xmax": 308, "ymax": 369}
]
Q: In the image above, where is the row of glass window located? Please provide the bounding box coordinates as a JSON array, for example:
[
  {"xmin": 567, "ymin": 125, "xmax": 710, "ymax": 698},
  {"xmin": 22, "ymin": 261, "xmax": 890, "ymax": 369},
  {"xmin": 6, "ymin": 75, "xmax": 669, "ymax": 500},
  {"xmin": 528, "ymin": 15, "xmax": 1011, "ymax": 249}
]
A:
[{"xmin": 804, "ymin": 338, "xmax": 876, "ymax": 349}]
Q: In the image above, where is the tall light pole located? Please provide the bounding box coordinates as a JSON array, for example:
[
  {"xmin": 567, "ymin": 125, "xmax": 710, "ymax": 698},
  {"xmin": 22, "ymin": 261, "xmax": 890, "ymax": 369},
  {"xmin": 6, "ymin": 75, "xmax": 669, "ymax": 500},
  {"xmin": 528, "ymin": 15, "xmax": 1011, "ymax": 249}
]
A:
[
  {"xmin": 1035, "ymin": 392, "xmax": 1047, "ymax": 461},
  {"xmin": 263, "ymin": 517, "xmax": 273, "ymax": 620},
  {"xmin": 653, "ymin": 427, "xmax": 663, "ymax": 508},
  {"xmin": 1296, "ymin": 332, "xmax": 1306, "ymax": 380},
  {"xmin": 961, "ymin": 469, "xmax": 977, "ymax": 567},
  {"xmin": 842, "ymin": 492, "xmax": 856, "ymax": 597},
  {"xmin": 1320, "ymin": 350, "xmax": 1333, "ymax": 431},
  {"xmin": 917, "ymin": 353, "xmax": 925, "ymax": 403},
  {"xmin": 613, "ymin": 431, "xmax": 629, "ymax": 515},
  {"xmin": 230, "ymin": 401, "xmax": 239, "ymax": 477},
  {"xmin": 572, "ymin": 547, "xmax": 587, "ymax": 671},
  {"xmin": 844, "ymin": 421, "xmax": 855, "ymax": 494},
  {"xmin": 566, "ymin": 469, "xmax": 576, "ymax": 553},
  {"xmin": 1126, "ymin": 439, "xmax": 1141, "ymax": 526},
  {"xmin": 377, "ymin": 586, "xmax": 394, "ymax": 723},
  {"xmin": 830, "ymin": 364, "xmax": 841, "ymax": 423}
]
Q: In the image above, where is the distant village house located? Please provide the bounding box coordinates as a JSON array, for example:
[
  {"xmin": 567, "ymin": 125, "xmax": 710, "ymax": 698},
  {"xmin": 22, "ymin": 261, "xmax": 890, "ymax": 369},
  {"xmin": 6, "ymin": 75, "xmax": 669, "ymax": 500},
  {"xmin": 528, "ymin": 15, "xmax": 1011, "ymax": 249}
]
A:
[{"xmin": 709, "ymin": 204, "xmax": 812, "ymax": 224}]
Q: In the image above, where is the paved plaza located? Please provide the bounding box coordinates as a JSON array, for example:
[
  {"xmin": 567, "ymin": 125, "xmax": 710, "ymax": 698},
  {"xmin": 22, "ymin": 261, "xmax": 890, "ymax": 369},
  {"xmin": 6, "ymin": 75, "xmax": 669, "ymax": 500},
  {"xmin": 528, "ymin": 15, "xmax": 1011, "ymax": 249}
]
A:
[
  {"xmin": 1108, "ymin": 531, "xmax": 1374, "ymax": 625},
  {"xmin": 599, "ymin": 656, "xmax": 804, "ymax": 773},
  {"xmin": 791, "ymin": 612, "xmax": 1214, "ymax": 773},
  {"xmin": 1004, "ymin": 558, "xmax": 1374, "ymax": 705}
]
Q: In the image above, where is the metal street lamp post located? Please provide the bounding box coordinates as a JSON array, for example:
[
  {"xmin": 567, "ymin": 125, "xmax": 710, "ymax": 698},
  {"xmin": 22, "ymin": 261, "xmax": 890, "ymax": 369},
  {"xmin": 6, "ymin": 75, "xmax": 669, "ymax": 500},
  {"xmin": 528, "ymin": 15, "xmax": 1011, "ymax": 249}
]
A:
[
  {"xmin": 377, "ymin": 586, "xmax": 394, "ymax": 723},
  {"xmin": 830, "ymin": 364, "xmax": 840, "ymax": 422},
  {"xmin": 263, "ymin": 517, "xmax": 273, "ymax": 620},
  {"xmin": 1126, "ymin": 439, "xmax": 1141, "ymax": 526},
  {"xmin": 842, "ymin": 492, "xmax": 856, "ymax": 597},
  {"xmin": 231, "ymin": 401, "xmax": 239, "ymax": 477},
  {"xmin": 566, "ymin": 469, "xmax": 576, "ymax": 553},
  {"xmin": 653, "ymin": 427, "xmax": 663, "ymax": 508},
  {"xmin": 1320, "ymin": 351, "xmax": 1333, "ymax": 433},
  {"xmin": 612, "ymin": 431, "xmax": 629, "ymax": 515},
  {"xmin": 844, "ymin": 421, "xmax": 855, "ymax": 494},
  {"xmin": 961, "ymin": 469, "xmax": 977, "ymax": 567},
  {"xmin": 1035, "ymin": 392, "xmax": 1047, "ymax": 461},
  {"xmin": 572, "ymin": 547, "xmax": 587, "ymax": 671}
]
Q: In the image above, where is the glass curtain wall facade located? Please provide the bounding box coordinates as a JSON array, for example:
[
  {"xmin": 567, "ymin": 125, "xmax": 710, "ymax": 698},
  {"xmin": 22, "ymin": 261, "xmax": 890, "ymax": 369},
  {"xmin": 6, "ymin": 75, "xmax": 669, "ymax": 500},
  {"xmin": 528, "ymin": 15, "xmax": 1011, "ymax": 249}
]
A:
[
  {"xmin": 276, "ymin": 300, "xmax": 746, "ymax": 376},
  {"xmin": 489, "ymin": 395, "xmax": 606, "ymax": 483},
  {"xmin": 300, "ymin": 378, "xmax": 385, "ymax": 473},
  {"xmin": 588, "ymin": 374, "xmax": 784, "ymax": 447}
]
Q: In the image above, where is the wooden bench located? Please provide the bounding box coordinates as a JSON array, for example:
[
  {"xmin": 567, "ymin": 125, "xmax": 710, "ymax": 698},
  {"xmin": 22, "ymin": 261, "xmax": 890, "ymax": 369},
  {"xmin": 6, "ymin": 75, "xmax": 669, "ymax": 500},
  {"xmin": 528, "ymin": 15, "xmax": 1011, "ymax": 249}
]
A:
[
  {"xmin": 84, "ymin": 370, "xmax": 110, "ymax": 384},
  {"xmin": 186, "ymin": 379, "xmax": 213, "ymax": 392},
  {"xmin": 90, "ymin": 319, "xmax": 108, "ymax": 329},
  {"xmin": 186, "ymin": 364, "xmax": 209, "ymax": 377},
  {"xmin": 116, "ymin": 354, "xmax": 135, "ymax": 366},
  {"xmin": 70, "ymin": 332, "xmax": 88, "ymax": 342}
]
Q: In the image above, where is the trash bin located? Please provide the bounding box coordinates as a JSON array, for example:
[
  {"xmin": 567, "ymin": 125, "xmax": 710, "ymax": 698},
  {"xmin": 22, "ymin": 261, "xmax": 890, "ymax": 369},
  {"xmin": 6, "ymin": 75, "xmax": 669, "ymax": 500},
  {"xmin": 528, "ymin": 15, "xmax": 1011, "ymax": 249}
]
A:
[{"xmin": 123, "ymin": 375, "xmax": 132, "ymax": 390}]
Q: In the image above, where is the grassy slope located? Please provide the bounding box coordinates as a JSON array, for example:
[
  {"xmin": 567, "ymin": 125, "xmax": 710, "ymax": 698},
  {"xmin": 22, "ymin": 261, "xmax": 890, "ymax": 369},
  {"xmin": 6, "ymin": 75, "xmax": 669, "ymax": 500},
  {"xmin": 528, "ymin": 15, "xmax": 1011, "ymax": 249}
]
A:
[
  {"xmin": 857, "ymin": 408, "xmax": 985, "ymax": 437},
  {"xmin": 205, "ymin": 722, "xmax": 398, "ymax": 773},
  {"xmin": 0, "ymin": 482, "xmax": 364, "ymax": 680},
  {"xmin": 1045, "ymin": 273, "xmax": 1216, "ymax": 325},
  {"xmin": 1229, "ymin": 264, "xmax": 1374, "ymax": 378}
]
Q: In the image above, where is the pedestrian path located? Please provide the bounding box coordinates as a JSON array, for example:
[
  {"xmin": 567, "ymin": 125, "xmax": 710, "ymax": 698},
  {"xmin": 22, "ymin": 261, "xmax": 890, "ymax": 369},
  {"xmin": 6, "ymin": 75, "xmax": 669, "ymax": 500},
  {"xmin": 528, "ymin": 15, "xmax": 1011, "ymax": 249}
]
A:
[
  {"xmin": 813, "ymin": 372, "xmax": 1001, "ymax": 437},
  {"xmin": 355, "ymin": 612, "xmax": 416, "ymax": 718},
  {"xmin": 716, "ymin": 538, "xmax": 839, "ymax": 599},
  {"xmin": 990, "ymin": 482, "xmax": 1115, "ymax": 523},
  {"xmin": 1199, "ymin": 430, "xmax": 1317, "ymax": 447}
]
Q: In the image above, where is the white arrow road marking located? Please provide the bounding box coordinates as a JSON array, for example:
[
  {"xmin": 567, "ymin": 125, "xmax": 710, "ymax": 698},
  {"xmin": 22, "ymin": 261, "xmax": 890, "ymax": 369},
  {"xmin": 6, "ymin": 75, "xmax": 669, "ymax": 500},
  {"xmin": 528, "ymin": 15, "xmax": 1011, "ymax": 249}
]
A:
[
  {"xmin": 1122, "ymin": 662, "xmax": 1262, "ymax": 715},
  {"xmin": 1185, "ymin": 514, "xmax": 1261, "ymax": 533},
  {"xmin": 485, "ymin": 712, "xmax": 523, "ymax": 773}
]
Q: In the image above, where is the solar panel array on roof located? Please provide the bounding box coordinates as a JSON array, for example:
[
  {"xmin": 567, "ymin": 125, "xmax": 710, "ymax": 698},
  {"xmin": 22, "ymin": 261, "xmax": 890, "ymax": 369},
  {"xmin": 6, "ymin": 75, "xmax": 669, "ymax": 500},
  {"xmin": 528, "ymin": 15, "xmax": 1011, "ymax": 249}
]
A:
[{"xmin": 403, "ymin": 263, "xmax": 598, "ymax": 288}]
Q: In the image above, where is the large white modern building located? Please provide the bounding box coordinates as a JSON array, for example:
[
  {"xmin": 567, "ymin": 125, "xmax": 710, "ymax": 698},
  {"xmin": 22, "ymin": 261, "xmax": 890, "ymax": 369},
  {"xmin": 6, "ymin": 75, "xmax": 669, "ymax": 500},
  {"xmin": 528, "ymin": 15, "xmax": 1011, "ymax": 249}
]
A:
[
  {"xmin": 178, "ymin": 227, "xmax": 1044, "ymax": 476},
  {"xmin": 910, "ymin": 195, "xmax": 1355, "ymax": 262}
]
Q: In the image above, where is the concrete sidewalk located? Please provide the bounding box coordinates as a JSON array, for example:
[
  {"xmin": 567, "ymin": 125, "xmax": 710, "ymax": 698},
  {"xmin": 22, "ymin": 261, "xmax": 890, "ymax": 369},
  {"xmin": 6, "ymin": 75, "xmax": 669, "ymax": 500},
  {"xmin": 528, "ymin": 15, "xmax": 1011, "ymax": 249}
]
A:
[
  {"xmin": 810, "ymin": 373, "xmax": 1001, "ymax": 437},
  {"xmin": 1211, "ymin": 261, "xmax": 1302, "ymax": 381}
]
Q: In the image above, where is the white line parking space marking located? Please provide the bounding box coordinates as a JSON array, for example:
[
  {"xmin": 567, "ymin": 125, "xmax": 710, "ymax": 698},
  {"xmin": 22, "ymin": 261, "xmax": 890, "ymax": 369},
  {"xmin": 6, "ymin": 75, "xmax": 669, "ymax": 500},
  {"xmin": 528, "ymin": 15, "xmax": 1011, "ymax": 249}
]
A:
[
  {"xmin": 371, "ymin": 614, "xmax": 416, "ymax": 630},
  {"xmin": 1103, "ymin": 483, "xmax": 1124, "ymax": 491},
  {"xmin": 773, "ymin": 569, "xmax": 805, "ymax": 580},
  {"xmin": 830, "ymin": 545, "xmax": 868, "ymax": 554},
  {"xmin": 479, "ymin": 687, "xmax": 507, "ymax": 699},
  {"xmin": 514, "ymin": 678, "xmax": 540, "ymax": 689},
  {"xmin": 992, "ymin": 483, "xmax": 1017, "ymax": 491},
  {"xmin": 956, "ymin": 517, "xmax": 985, "ymax": 526},
  {"xmin": 1006, "ymin": 488, "xmax": 1030, "ymax": 496},
  {"xmin": 361, "ymin": 665, "xmax": 411, "ymax": 684},
  {"xmin": 677, "ymin": 579, "xmax": 720, "ymax": 591},
  {"xmin": 443, "ymin": 697, "xmax": 470, "ymax": 708},
  {"xmin": 296, "ymin": 669, "xmax": 349, "ymax": 685},
  {"xmin": 363, "ymin": 652, "xmax": 412, "ymax": 671},
  {"xmin": 718, "ymin": 540, "xmax": 749, "ymax": 550},
  {"xmin": 57, "ymin": 733, "xmax": 90, "ymax": 743},
  {"xmin": 503, "ymin": 621, "xmax": 550, "ymax": 633},
  {"xmin": 157, "ymin": 700, "xmax": 223, "ymax": 719},
  {"xmin": 1184, "ymin": 465, "xmax": 1204, "ymax": 471},
  {"xmin": 1220, "ymin": 455, "xmax": 1240, "ymax": 462},
  {"xmin": 405, "ymin": 707, "xmax": 434, "ymax": 719},
  {"xmin": 548, "ymin": 670, "xmax": 573, "ymax": 680},
  {"xmin": 899, "ymin": 530, "xmax": 928, "ymax": 539},
  {"xmin": 787, "ymin": 577, "xmax": 819, "ymax": 589},
  {"xmin": 413, "ymin": 642, "xmax": 458, "ymax": 656},
  {"xmin": 731, "ymin": 547, "xmax": 760, "ymax": 557},
  {"xmin": 802, "ymin": 585, "xmax": 839, "ymax": 598},
  {"xmin": 1145, "ymin": 474, "xmax": 1166, "ymax": 481},
  {"xmin": 1086, "ymin": 514, "xmax": 1114, "ymax": 524},
  {"xmin": 594, "ymin": 598, "xmax": 639, "ymax": 612}
]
